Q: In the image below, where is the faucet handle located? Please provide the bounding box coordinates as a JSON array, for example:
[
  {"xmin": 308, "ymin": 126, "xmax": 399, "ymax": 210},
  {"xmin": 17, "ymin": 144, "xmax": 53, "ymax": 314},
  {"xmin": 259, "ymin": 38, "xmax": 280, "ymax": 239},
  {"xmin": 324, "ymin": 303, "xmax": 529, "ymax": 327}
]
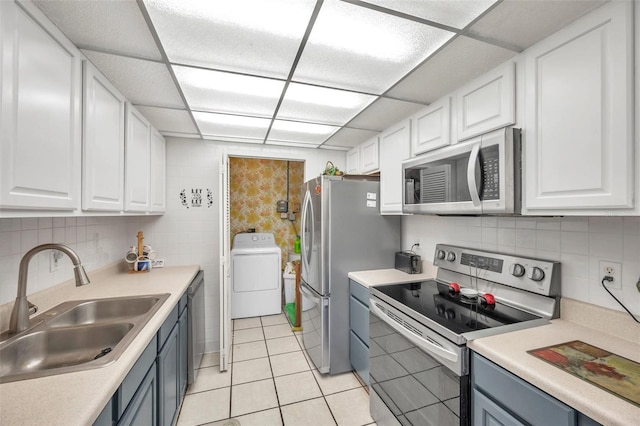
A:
[{"xmin": 28, "ymin": 300, "xmax": 38, "ymax": 316}]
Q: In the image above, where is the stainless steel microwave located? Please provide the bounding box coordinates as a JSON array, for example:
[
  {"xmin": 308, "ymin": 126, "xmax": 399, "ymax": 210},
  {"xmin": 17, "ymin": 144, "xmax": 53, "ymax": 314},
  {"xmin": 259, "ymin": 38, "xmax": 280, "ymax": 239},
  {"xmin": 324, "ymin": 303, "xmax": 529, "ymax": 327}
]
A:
[{"xmin": 402, "ymin": 127, "xmax": 521, "ymax": 215}]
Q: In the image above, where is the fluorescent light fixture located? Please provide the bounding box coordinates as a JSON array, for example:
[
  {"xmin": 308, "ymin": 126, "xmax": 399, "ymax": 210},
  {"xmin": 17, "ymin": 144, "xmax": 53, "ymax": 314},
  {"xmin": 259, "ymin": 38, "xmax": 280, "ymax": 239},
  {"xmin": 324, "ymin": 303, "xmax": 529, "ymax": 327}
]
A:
[
  {"xmin": 193, "ymin": 111, "xmax": 270, "ymax": 140},
  {"xmin": 174, "ymin": 65, "xmax": 284, "ymax": 116},
  {"xmin": 284, "ymin": 83, "xmax": 376, "ymax": 109},
  {"xmin": 360, "ymin": 0, "xmax": 498, "ymax": 29},
  {"xmin": 270, "ymin": 120, "xmax": 340, "ymax": 144}
]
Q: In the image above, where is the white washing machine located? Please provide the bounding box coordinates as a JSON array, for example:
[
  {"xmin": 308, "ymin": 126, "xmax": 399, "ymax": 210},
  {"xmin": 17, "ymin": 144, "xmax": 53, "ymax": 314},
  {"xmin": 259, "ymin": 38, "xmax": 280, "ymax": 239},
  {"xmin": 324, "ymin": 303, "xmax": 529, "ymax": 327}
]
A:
[{"xmin": 230, "ymin": 233, "xmax": 282, "ymax": 319}]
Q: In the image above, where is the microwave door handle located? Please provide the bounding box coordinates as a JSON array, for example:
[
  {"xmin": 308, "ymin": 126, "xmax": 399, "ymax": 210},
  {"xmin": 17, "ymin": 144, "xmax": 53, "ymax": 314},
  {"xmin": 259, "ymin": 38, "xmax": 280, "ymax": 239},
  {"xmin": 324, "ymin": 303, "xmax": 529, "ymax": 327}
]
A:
[
  {"xmin": 467, "ymin": 143, "xmax": 482, "ymax": 208},
  {"xmin": 369, "ymin": 301, "xmax": 458, "ymax": 364}
]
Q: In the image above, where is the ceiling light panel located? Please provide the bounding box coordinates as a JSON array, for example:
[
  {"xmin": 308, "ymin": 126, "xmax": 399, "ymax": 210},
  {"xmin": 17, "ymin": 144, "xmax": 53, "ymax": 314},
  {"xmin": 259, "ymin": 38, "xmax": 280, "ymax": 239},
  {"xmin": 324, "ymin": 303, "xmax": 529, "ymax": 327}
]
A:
[
  {"xmin": 268, "ymin": 120, "xmax": 340, "ymax": 145},
  {"xmin": 173, "ymin": 66, "xmax": 285, "ymax": 117},
  {"xmin": 359, "ymin": 0, "xmax": 498, "ymax": 30},
  {"xmin": 293, "ymin": 0, "xmax": 455, "ymax": 94},
  {"xmin": 277, "ymin": 83, "xmax": 377, "ymax": 125},
  {"xmin": 193, "ymin": 111, "xmax": 270, "ymax": 141},
  {"xmin": 83, "ymin": 50, "xmax": 185, "ymax": 108},
  {"xmin": 135, "ymin": 106, "xmax": 198, "ymax": 134},
  {"xmin": 144, "ymin": 0, "xmax": 317, "ymax": 78},
  {"xmin": 34, "ymin": 0, "xmax": 162, "ymax": 60}
]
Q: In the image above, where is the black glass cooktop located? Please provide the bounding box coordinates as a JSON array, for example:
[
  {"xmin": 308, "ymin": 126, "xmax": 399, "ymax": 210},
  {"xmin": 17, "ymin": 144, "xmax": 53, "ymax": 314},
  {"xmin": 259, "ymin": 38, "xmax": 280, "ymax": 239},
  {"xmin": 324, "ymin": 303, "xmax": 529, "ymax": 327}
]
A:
[{"xmin": 373, "ymin": 280, "xmax": 540, "ymax": 335}]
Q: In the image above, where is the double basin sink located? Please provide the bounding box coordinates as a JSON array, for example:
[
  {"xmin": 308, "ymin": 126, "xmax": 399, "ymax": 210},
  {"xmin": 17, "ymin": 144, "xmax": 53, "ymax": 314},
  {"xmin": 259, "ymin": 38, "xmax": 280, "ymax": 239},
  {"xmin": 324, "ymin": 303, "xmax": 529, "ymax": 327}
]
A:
[{"xmin": 0, "ymin": 294, "xmax": 169, "ymax": 384}]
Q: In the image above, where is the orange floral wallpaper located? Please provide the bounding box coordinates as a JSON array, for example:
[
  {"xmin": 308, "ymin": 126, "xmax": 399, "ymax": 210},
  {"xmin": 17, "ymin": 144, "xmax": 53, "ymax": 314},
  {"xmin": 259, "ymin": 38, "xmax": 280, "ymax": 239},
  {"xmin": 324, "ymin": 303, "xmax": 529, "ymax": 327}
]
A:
[{"xmin": 229, "ymin": 157, "xmax": 304, "ymax": 268}]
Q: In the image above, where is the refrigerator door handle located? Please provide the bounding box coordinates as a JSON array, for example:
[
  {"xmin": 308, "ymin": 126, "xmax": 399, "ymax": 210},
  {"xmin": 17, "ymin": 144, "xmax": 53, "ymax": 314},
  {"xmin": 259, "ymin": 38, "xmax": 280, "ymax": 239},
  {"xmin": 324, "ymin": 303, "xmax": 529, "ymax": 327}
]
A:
[{"xmin": 300, "ymin": 189, "xmax": 313, "ymax": 275}]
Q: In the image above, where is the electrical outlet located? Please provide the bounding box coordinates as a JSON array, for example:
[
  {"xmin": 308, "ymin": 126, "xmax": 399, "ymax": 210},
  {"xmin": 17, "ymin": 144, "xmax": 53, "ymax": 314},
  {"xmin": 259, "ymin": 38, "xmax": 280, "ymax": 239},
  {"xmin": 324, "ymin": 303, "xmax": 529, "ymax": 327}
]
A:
[{"xmin": 600, "ymin": 261, "xmax": 622, "ymax": 290}]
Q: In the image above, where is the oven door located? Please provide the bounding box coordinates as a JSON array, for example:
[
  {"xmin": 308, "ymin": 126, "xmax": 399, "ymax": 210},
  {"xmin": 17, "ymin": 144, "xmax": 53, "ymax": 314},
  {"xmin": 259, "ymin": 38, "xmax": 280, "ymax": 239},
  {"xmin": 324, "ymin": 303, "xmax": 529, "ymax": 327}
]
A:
[{"xmin": 369, "ymin": 296, "xmax": 470, "ymax": 426}]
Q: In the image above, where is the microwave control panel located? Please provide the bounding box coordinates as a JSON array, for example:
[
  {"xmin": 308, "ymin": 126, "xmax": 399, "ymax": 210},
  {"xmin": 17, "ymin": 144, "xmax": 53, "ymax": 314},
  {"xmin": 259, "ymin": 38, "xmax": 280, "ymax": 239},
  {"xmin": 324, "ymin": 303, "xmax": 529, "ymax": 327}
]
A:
[{"xmin": 480, "ymin": 145, "xmax": 499, "ymax": 200}]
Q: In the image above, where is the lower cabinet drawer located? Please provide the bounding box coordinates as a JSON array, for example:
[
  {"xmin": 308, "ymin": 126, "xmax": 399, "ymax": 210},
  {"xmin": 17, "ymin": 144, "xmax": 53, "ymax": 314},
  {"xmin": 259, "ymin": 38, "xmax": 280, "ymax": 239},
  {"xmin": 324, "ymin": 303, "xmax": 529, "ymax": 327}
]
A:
[
  {"xmin": 472, "ymin": 353, "xmax": 576, "ymax": 426},
  {"xmin": 350, "ymin": 296, "xmax": 369, "ymax": 343},
  {"xmin": 350, "ymin": 331, "xmax": 369, "ymax": 385}
]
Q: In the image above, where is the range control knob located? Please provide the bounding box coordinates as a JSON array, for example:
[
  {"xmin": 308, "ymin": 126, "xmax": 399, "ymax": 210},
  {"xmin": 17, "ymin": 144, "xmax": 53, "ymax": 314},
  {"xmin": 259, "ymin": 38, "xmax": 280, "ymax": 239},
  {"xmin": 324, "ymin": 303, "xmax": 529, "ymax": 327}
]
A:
[
  {"xmin": 527, "ymin": 266, "xmax": 545, "ymax": 282},
  {"xmin": 446, "ymin": 252, "xmax": 456, "ymax": 262},
  {"xmin": 436, "ymin": 250, "xmax": 446, "ymax": 260},
  {"xmin": 509, "ymin": 263, "xmax": 526, "ymax": 277}
]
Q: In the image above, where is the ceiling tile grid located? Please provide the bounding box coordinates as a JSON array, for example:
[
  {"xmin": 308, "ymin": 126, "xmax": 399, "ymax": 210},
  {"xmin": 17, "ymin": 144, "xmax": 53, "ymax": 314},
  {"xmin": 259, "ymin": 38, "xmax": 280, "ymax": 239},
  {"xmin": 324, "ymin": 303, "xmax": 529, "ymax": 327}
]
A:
[{"xmin": 33, "ymin": 0, "xmax": 607, "ymax": 150}]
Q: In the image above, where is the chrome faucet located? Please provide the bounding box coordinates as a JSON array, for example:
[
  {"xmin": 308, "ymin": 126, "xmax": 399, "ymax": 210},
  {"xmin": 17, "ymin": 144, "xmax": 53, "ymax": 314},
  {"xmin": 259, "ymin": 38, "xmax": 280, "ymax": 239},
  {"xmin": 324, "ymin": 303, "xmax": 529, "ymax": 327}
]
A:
[{"xmin": 9, "ymin": 243, "xmax": 90, "ymax": 334}]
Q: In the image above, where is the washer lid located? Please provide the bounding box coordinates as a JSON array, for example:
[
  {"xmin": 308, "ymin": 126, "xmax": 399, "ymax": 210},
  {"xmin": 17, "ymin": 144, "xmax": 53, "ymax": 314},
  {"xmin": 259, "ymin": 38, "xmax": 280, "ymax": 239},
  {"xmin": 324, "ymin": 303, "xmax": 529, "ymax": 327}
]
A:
[{"xmin": 232, "ymin": 232, "xmax": 278, "ymax": 249}]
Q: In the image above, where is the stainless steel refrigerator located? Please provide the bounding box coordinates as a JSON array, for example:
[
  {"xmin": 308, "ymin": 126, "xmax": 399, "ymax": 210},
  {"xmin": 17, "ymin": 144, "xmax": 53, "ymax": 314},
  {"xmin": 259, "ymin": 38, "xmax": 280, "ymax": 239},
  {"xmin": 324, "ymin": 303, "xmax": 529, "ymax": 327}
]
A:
[{"xmin": 299, "ymin": 175, "xmax": 400, "ymax": 374}]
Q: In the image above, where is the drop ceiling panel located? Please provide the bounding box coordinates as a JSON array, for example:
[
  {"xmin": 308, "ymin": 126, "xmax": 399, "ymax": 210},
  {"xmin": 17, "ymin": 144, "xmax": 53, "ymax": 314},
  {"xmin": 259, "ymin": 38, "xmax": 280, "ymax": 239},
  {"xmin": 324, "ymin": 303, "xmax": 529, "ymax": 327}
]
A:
[
  {"xmin": 277, "ymin": 83, "xmax": 377, "ymax": 126},
  {"xmin": 173, "ymin": 66, "xmax": 285, "ymax": 117},
  {"xmin": 268, "ymin": 120, "xmax": 340, "ymax": 145},
  {"xmin": 293, "ymin": 0, "xmax": 455, "ymax": 94},
  {"xmin": 349, "ymin": 98, "xmax": 425, "ymax": 132},
  {"xmin": 83, "ymin": 50, "xmax": 185, "ymax": 108},
  {"xmin": 144, "ymin": 0, "xmax": 317, "ymax": 78},
  {"xmin": 360, "ymin": 0, "xmax": 498, "ymax": 29},
  {"xmin": 320, "ymin": 127, "xmax": 380, "ymax": 149},
  {"xmin": 194, "ymin": 111, "xmax": 270, "ymax": 141},
  {"xmin": 387, "ymin": 36, "xmax": 516, "ymax": 104},
  {"xmin": 467, "ymin": 0, "xmax": 606, "ymax": 51},
  {"xmin": 135, "ymin": 106, "xmax": 198, "ymax": 134},
  {"xmin": 34, "ymin": 0, "xmax": 161, "ymax": 60}
]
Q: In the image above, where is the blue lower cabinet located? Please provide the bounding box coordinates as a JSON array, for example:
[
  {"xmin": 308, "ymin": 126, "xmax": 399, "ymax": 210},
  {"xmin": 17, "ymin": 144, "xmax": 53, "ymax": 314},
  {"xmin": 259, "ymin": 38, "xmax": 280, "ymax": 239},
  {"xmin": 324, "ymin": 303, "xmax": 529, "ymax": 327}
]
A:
[
  {"xmin": 118, "ymin": 363, "xmax": 157, "ymax": 426},
  {"xmin": 158, "ymin": 323, "xmax": 180, "ymax": 426}
]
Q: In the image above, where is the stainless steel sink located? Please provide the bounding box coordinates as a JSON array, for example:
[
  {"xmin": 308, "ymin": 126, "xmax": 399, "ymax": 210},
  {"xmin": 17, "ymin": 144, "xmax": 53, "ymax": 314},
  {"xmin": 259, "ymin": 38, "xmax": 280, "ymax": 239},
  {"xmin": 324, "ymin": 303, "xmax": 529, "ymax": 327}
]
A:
[
  {"xmin": 0, "ymin": 294, "xmax": 170, "ymax": 383},
  {"xmin": 46, "ymin": 295, "xmax": 164, "ymax": 328}
]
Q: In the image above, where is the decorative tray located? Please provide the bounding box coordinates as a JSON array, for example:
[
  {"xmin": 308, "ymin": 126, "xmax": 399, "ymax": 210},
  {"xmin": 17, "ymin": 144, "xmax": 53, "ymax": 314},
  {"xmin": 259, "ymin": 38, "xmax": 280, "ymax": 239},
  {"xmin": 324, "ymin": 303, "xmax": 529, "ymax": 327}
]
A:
[{"xmin": 528, "ymin": 340, "xmax": 639, "ymax": 407}]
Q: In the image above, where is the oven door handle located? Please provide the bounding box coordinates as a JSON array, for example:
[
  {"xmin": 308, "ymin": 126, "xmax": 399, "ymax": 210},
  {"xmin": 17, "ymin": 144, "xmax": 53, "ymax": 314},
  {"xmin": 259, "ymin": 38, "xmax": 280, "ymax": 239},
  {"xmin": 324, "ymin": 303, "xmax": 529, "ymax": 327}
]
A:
[{"xmin": 370, "ymin": 301, "xmax": 458, "ymax": 363}]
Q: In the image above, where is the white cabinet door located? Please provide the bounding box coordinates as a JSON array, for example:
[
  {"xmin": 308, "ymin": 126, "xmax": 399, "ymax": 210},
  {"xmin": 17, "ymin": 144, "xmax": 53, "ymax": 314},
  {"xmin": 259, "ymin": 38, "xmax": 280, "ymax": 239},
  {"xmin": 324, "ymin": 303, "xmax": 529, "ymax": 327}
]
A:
[
  {"xmin": 346, "ymin": 147, "xmax": 360, "ymax": 174},
  {"xmin": 150, "ymin": 128, "xmax": 166, "ymax": 213},
  {"xmin": 82, "ymin": 62, "xmax": 126, "ymax": 211},
  {"xmin": 411, "ymin": 97, "xmax": 451, "ymax": 156},
  {"xmin": 523, "ymin": 1, "xmax": 633, "ymax": 212},
  {"xmin": 456, "ymin": 62, "xmax": 515, "ymax": 141},
  {"xmin": 379, "ymin": 119, "xmax": 411, "ymax": 214},
  {"xmin": 0, "ymin": 0, "xmax": 81, "ymax": 210},
  {"xmin": 359, "ymin": 136, "xmax": 379, "ymax": 173},
  {"xmin": 125, "ymin": 104, "xmax": 151, "ymax": 212}
]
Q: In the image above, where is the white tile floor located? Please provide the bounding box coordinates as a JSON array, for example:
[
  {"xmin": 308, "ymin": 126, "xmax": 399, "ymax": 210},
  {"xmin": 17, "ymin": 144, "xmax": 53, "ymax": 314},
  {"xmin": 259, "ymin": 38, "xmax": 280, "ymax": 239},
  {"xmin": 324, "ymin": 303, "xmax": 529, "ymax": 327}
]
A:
[{"xmin": 177, "ymin": 312, "xmax": 376, "ymax": 426}]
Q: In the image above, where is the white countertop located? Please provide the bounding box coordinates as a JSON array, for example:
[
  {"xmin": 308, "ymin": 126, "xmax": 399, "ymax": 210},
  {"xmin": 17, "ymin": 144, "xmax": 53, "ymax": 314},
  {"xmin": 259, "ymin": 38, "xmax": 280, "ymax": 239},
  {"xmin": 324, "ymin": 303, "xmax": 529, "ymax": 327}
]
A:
[
  {"xmin": 348, "ymin": 261, "xmax": 438, "ymax": 288},
  {"xmin": 0, "ymin": 263, "xmax": 200, "ymax": 426},
  {"xmin": 468, "ymin": 298, "xmax": 640, "ymax": 426}
]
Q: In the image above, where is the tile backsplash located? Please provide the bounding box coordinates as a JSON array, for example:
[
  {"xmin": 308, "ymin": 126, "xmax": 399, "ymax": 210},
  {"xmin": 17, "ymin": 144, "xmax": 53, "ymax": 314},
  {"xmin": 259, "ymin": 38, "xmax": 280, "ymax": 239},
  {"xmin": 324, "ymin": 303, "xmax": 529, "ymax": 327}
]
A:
[
  {"xmin": 403, "ymin": 215, "xmax": 640, "ymax": 315},
  {"xmin": 0, "ymin": 216, "xmax": 158, "ymax": 306}
]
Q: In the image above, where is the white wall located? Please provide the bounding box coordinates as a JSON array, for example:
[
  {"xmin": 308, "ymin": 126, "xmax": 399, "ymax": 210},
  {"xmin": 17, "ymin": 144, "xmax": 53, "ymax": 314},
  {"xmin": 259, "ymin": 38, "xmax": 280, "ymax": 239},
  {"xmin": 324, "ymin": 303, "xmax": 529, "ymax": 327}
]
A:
[{"xmin": 403, "ymin": 215, "xmax": 640, "ymax": 316}]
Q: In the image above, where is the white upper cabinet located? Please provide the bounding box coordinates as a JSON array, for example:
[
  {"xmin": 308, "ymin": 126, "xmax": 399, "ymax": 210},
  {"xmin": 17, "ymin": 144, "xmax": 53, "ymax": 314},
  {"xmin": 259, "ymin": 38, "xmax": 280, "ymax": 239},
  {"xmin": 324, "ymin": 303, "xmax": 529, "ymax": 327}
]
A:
[
  {"xmin": 379, "ymin": 119, "xmax": 411, "ymax": 215},
  {"xmin": 411, "ymin": 96, "xmax": 451, "ymax": 156},
  {"xmin": 0, "ymin": 0, "xmax": 82, "ymax": 211},
  {"xmin": 456, "ymin": 62, "xmax": 515, "ymax": 142},
  {"xmin": 82, "ymin": 61, "xmax": 126, "ymax": 211},
  {"xmin": 359, "ymin": 136, "xmax": 379, "ymax": 173},
  {"xmin": 346, "ymin": 147, "xmax": 360, "ymax": 174},
  {"xmin": 125, "ymin": 104, "xmax": 152, "ymax": 212},
  {"xmin": 523, "ymin": 1, "xmax": 634, "ymax": 212},
  {"xmin": 150, "ymin": 128, "xmax": 167, "ymax": 213}
]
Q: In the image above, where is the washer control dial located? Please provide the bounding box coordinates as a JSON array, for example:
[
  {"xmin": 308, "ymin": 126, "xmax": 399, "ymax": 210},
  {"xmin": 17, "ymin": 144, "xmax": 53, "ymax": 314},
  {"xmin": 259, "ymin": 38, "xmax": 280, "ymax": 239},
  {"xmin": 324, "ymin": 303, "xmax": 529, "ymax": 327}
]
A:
[
  {"xmin": 446, "ymin": 252, "xmax": 456, "ymax": 262},
  {"xmin": 436, "ymin": 250, "xmax": 446, "ymax": 260}
]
